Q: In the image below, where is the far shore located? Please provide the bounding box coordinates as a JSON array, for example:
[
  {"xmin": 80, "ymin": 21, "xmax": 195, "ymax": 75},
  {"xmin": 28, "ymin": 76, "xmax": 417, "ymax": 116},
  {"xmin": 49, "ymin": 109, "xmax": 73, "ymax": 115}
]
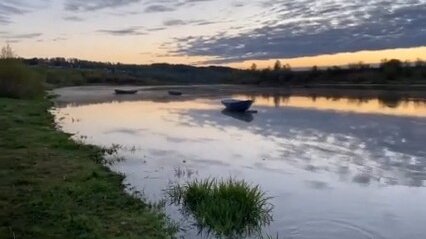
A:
[{"xmin": 52, "ymin": 84, "xmax": 426, "ymax": 106}]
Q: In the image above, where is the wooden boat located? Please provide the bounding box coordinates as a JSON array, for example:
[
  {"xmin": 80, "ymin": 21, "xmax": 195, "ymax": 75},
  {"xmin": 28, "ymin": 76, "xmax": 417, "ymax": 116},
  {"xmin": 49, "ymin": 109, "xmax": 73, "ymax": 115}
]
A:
[
  {"xmin": 114, "ymin": 89, "xmax": 138, "ymax": 94},
  {"xmin": 168, "ymin": 90, "xmax": 183, "ymax": 96},
  {"xmin": 221, "ymin": 99, "xmax": 253, "ymax": 112}
]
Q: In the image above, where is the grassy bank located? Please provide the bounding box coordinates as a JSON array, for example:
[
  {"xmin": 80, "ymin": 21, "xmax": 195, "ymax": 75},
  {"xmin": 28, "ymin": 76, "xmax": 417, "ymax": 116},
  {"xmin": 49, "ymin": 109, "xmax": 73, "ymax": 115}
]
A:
[{"xmin": 0, "ymin": 97, "xmax": 173, "ymax": 238}]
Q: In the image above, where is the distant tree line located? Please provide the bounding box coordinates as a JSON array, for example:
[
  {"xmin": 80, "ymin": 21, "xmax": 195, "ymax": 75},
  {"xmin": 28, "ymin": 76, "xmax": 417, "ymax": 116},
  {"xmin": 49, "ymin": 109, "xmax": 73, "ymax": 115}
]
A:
[
  {"xmin": 21, "ymin": 57, "xmax": 255, "ymax": 86},
  {"xmin": 17, "ymin": 57, "xmax": 426, "ymax": 87},
  {"xmin": 248, "ymin": 59, "xmax": 426, "ymax": 86},
  {"xmin": 2, "ymin": 44, "xmax": 426, "ymax": 88}
]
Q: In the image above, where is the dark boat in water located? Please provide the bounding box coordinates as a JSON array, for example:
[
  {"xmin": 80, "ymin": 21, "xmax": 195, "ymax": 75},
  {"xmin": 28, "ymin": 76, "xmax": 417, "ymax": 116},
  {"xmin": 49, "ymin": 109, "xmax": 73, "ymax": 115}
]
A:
[
  {"xmin": 221, "ymin": 99, "xmax": 254, "ymax": 112},
  {"xmin": 114, "ymin": 89, "xmax": 138, "ymax": 94},
  {"xmin": 168, "ymin": 90, "xmax": 183, "ymax": 96}
]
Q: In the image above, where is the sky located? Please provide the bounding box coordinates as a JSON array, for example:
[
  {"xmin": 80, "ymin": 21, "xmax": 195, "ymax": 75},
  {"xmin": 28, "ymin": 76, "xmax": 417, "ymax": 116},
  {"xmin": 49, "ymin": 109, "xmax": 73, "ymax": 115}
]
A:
[{"xmin": 0, "ymin": 0, "xmax": 425, "ymax": 68}]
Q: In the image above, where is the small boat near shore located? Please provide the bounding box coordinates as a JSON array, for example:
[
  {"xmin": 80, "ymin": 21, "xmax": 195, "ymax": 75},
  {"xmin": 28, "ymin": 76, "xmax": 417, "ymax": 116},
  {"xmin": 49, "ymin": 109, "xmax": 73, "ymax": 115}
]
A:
[
  {"xmin": 168, "ymin": 90, "xmax": 183, "ymax": 96},
  {"xmin": 221, "ymin": 99, "xmax": 254, "ymax": 112},
  {"xmin": 114, "ymin": 89, "xmax": 138, "ymax": 95}
]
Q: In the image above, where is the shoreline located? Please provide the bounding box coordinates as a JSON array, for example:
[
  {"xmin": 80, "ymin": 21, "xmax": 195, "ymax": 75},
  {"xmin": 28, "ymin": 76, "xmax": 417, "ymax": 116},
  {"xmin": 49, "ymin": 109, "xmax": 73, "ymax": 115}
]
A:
[
  {"xmin": 52, "ymin": 85, "xmax": 426, "ymax": 106},
  {"xmin": 0, "ymin": 97, "xmax": 174, "ymax": 238}
]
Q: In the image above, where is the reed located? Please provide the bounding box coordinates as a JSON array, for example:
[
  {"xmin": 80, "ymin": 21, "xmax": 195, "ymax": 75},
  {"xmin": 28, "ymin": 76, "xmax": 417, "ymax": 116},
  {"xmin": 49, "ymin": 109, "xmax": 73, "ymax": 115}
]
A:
[{"xmin": 168, "ymin": 178, "xmax": 273, "ymax": 238}]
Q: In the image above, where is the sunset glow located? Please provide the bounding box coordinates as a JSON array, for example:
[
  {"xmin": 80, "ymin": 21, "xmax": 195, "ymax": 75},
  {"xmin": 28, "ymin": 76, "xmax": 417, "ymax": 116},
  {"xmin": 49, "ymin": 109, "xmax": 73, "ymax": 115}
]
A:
[{"xmin": 1, "ymin": 0, "xmax": 425, "ymax": 68}]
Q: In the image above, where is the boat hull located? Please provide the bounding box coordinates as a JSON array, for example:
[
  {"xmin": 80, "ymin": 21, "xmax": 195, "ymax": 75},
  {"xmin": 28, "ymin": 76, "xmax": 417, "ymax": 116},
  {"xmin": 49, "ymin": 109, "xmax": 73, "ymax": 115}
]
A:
[
  {"xmin": 114, "ymin": 89, "xmax": 138, "ymax": 94},
  {"xmin": 221, "ymin": 99, "xmax": 253, "ymax": 112},
  {"xmin": 168, "ymin": 91, "xmax": 182, "ymax": 96}
]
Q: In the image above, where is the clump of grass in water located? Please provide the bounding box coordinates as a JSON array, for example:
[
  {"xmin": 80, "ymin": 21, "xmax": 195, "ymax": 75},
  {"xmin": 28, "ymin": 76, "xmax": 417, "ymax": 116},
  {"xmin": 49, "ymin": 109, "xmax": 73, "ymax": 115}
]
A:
[{"xmin": 168, "ymin": 178, "xmax": 273, "ymax": 238}]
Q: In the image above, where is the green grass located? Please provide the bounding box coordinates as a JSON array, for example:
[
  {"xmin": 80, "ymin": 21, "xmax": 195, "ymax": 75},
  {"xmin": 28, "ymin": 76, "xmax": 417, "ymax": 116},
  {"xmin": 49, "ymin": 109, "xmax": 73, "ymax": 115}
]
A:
[
  {"xmin": 0, "ymin": 97, "xmax": 174, "ymax": 239},
  {"xmin": 168, "ymin": 178, "xmax": 273, "ymax": 238}
]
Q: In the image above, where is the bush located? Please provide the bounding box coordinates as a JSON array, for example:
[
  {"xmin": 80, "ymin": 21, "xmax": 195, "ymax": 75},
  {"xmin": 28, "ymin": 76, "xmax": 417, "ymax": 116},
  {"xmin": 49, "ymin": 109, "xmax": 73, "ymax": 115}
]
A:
[
  {"xmin": 0, "ymin": 59, "xmax": 44, "ymax": 99},
  {"xmin": 168, "ymin": 178, "xmax": 273, "ymax": 238},
  {"xmin": 46, "ymin": 69, "xmax": 85, "ymax": 86}
]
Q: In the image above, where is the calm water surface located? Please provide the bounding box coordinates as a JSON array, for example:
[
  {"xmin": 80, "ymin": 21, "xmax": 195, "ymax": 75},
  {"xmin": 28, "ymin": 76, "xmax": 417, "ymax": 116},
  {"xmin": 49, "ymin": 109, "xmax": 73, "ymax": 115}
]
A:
[{"xmin": 54, "ymin": 93, "xmax": 426, "ymax": 239}]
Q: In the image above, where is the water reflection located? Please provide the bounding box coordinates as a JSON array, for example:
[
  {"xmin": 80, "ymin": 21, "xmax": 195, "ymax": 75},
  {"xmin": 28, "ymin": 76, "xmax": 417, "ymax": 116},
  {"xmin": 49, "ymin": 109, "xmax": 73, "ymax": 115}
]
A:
[
  {"xmin": 238, "ymin": 94, "xmax": 426, "ymax": 117},
  {"xmin": 183, "ymin": 106, "xmax": 426, "ymax": 187},
  {"xmin": 53, "ymin": 93, "xmax": 426, "ymax": 239},
  {"xmin": 221, "ymin": 110, "xmax": 255, "ymax": 123},
  {"xmin": 174, "ymin": 167, "xmax": 198, "ymax": 179},
  {"xmin": 377, "ymin": 93, "xmax": 404, "ymax": 108}
]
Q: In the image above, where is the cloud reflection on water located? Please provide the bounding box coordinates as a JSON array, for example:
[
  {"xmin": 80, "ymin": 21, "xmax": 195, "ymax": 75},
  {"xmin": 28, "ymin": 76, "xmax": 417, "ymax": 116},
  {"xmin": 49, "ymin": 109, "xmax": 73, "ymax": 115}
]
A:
[
  {"xmin": 180, "ymin": 104, "xmax": 426, "ymax": 187},
  {"xmin": 54, "ymin": 92, "xmax": 426, "ymax": 239}
]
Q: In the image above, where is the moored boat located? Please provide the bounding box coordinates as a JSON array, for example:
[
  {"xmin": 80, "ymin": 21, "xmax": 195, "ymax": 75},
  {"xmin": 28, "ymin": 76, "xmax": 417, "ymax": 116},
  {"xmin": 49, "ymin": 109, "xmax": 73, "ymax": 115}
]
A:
[
  {"xmin": 221, "ymin": 99, "xmax": 254, "ymax": 112},
  {"xmin": 114, "ymin": 89, "xmax": 138, "ymax": 94},
  {"xmin": 168, "ymin": 90, "xmax": 183, "ymax": 96}
]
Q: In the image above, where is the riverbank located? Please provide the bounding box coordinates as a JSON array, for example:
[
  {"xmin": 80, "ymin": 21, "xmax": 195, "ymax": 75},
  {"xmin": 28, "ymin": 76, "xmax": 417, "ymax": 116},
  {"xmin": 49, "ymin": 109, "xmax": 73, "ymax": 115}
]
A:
[{"xmin": 0, "ymin": 97, "xmax": 174, "ymax": 238}]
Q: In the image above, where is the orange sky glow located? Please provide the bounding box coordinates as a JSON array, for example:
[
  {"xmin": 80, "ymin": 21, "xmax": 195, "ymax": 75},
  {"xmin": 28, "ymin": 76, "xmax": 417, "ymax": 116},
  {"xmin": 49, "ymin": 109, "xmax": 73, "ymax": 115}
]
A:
[
  {"xmin": 229, "ymin": 46, "xmax": 426, "ymax": 69},
  {"xmin": 1, "ymin": 0, "xmax": 425, "ymax": 69}
]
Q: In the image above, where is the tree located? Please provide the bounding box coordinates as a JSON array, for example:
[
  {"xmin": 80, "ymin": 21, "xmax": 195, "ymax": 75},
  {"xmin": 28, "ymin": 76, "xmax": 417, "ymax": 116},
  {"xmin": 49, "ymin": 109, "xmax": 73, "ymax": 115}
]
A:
[
  {"xmin": 380, "ymin": 59, "xmax": 403, "ymax": 81},
  {"xmin": 348, "ymin": 61, "xmax": 370, "ymax": 70},
  {"xmin": 415, "ymin": 58, "xmax": 425, "ymax": 68},
  {"xmin": 1, "ymin": 44, "xmax": 15, "ymax": 59},
  {"xmin": 308, "ymin": 65, "xmax": 320, "ymax": 80},
  {"xmin": 250, "ymin": 63, "xmax": 257, "ymax": 71},
  {"xmin": 282, "ymin": 63, "xmax": 291, "ymax": 71},
  {"xmin": 380, "ymin": 59, "xmax": 403, "ymax": 69},
  {"xmin": 403, "ymin": 60, "xmax": 411, "ymax": 68},
  {"xmin": 273, "ymin": 60, "xmax": 282, "ymax": 71}
]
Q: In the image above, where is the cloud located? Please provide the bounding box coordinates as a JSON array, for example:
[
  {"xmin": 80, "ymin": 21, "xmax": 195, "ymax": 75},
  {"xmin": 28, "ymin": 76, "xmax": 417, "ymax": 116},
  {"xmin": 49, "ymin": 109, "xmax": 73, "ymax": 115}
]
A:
[
  {"xmin": 179, "ymin": 0, "xmax": 215, "ymax": 5},
  {"xmin": 2, "ymin": 0, "xmax": 426, "ymax": 65},
  {"xmin": 0, "ymin": 2, "xmax": 27, "ymax": 15},
  {"xmin": 3, "ymin": 33, "xmax": 42, "ymax": 39},
  {"xmin": 163, "ymin": 19, "xmax": 221, "ymax": 27},
  {"xmin": 64, "ymin": 0, "xmax": 213, "ymax": 14},
  {"xmin": 232, "ymin": 2, "xmax": 245, "ymax": 8},
  {"xmin": 63, "ymin": 16, "xmax": 84, "ymax": 22},
  {"xmin": 109, "ymin": 10, "xmax": 142, "ymax": 16},
  {"xmin": 194, "ymin": 20, "xmax": 221, "ymax": 26},
  {"xmin": 167, "ymin": 0, "xmax": 426, "ymax": 64},
  {"xmin": 146, "ymin": 27, "xmax": 167, "ymax": 32},
  {"xmin": 163, "ymin": 19, "xmax": 186, "ymax": 26},
  {"xmin": 144, "ymin": 5, "xmax": 175, "ymax": 13},
  {"xmin": 65, "ymin": 0, "xmax": 142, "ymax": 11},
  {"xmin": 143, "ymin": 0, "xmax": 215, "ymax": 11},
  {"xmin": 11, "ymin": 33, "xmax": 43, "ymax": 39},
  {"xmin": 52, "ymin": 37, "xmax": 68, "ymax": 41},
  {"xmin": 6, "ymin": 39, "xmax": 21, "ymax": 43},
  {"xmin": 0, "ymin": 32, "xmax": 43, "ymax": 42},
  {"xmin": 0, "ymin": 16, "xmax": 10, "ymax": 24},
  {"xmin": 98, "ymin": 26, "xmax": 145, "ymax": 36},
  {"xmin": 0, "ymin": 0, "xmax": 50, "ymax": 24}
]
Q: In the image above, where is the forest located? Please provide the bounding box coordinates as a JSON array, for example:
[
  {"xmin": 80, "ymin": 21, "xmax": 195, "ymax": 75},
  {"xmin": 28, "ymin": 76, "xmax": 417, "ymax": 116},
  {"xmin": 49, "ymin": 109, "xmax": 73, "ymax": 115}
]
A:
[
  {"xmin": 21, "ymin": 57, "xmax": 426, "ymax": 87},
  {"xmin": 1, "ymin": 43, "xmax": 425, "ymax": 89}
]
